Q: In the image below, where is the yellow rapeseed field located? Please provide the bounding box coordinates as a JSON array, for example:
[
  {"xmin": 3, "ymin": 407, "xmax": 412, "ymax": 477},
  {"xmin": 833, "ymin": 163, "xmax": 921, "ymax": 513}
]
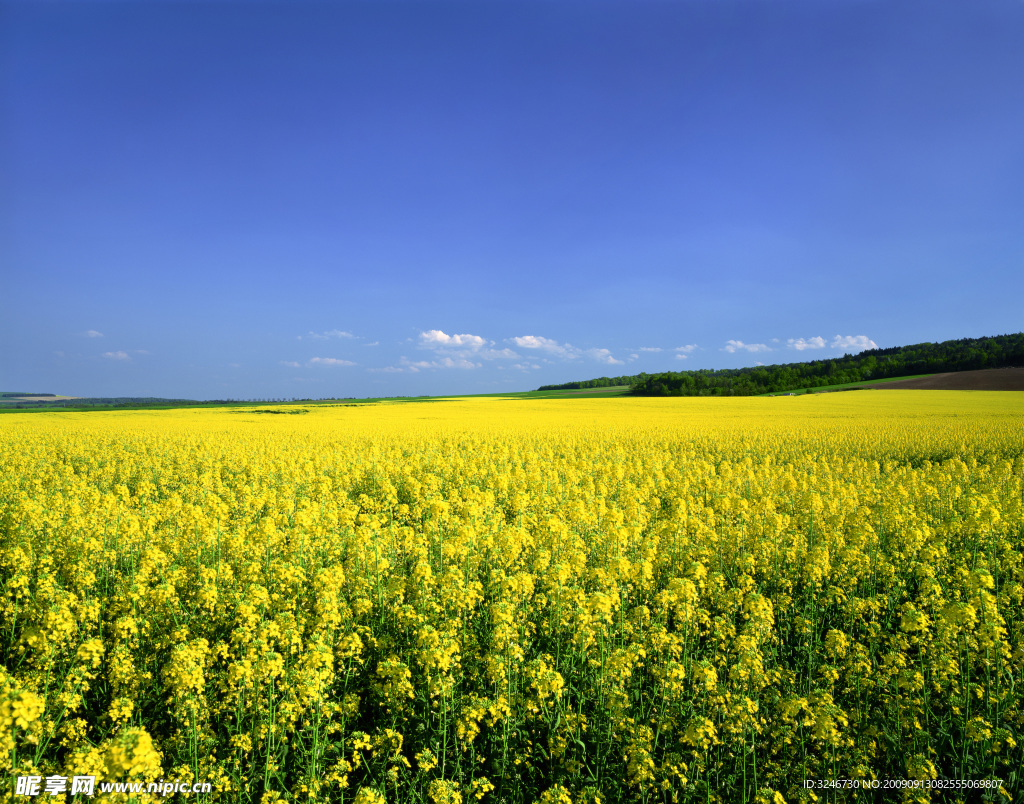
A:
[{"xmin": 1, "ymin": 392, "xmax": 1022, "ymax": 803}]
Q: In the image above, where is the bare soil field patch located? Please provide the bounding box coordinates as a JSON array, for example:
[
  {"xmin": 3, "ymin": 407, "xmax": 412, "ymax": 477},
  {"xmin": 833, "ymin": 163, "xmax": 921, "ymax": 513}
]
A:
[{"xmin": 865, "ymin": 367, "xmax": 1024, "ymax": 391}]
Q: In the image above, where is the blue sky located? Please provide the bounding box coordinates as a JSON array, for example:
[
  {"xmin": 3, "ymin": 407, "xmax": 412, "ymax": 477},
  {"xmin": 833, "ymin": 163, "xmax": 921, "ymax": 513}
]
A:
[{"xmin": 3, "ymin": 0, "xmax": 1022, "ymax": 399}]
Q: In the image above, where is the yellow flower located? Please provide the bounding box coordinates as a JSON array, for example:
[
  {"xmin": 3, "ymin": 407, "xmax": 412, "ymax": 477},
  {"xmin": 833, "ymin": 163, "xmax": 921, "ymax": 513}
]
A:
[
  {"xmin": 538, "ymin": 784, "xmax": 574, "ymax": 804},
  {"xmin": 102, "ymin": 728, "xmax": 162, "ymax": 780},
  {"xmin": 1, "ymin": 690, "xmax": 44, "ymax": 731},
  {"xmin": 416, "ymin": 748, "xmax": 438, "ymax": 773},
  {"xmin": 428, "ymin": 779, "xmax": 462, "ymax": 804}
]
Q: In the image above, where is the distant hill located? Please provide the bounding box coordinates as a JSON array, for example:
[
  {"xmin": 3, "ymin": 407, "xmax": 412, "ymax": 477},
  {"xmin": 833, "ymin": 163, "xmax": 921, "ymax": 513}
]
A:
[
  {"xmin": 537, "ymin": 332, "xmax": 1024, "ymax": 397},
  {"xmin": 0, "ymin": 395, "xmax": 329, "ymax": 410},
  {"xmin": 0, "ymin": 395, "xmax": 199, "ymax": 409}
]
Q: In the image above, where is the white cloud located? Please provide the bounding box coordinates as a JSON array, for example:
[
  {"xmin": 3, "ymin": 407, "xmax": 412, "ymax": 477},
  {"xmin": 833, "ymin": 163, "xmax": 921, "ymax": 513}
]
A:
[
  {"xmin": 400, "ymin": 356, "xmax": 480, "ymax": 371},
  {"xmin": 510, "ymin": 335, "xmax": 584, "ymax": 359},
  {"xmin": 675, "ymin": 354, "xmax": 689, "ymax": 360},
  {"xmin": 302, "ymin": 330, "xmax": 355, "ymax": 340},
  {"xmin": 638, "ymin": 347, "xmax": 662, "ymax": 352},
  {"xmin": 510, "ymin": 335, "xmax": 624, "ymax": 363},
  {"xmin": 511, "ymin": 334, "xmax": 552, "ymax": 349},
  {"xmin": 438, "ymin": 356, "xmax": 480, "ymax": 369},
  {"xmin": 723, "ymin": 340, "xmax": 771, "ymax": 354},
  {"xmin": 102, "ymin": 351, "xmax": 130, "ymax": 361},
  {"xmin": 755, "ymin": 361, "xmax": 765, "ymax": 366},
  {"xmin": 628, "ymin": 353, "xmax": 639, "ymax": 361},
  {"xmin": 364, "ymin": 341, "xmax": 380, "ymax": 347},
  {"xmin": 308, "ymin": 357, "xmax": 356, "ymax": 367},
  {"xmin": 83, "ymin": 330, "xmax": 104, "ymax": 338},
  {"xmin": 675, "ymin": 344, "xmax": 698, "ymax": 353},
  {"xmin": 420, "ymin": 329, "xmax": 487, "ymax": 349},
  {"xmin": 788, "ymin": 336, "xmax": 827, "ymax": 351},
  {"xmin": 831, "ymin": 335, "xmax": 878, "ymax": 351},
  {"xmin": 511, "ymin": 335, "xmax": 570, "ymax": 354},
  {"xmin": 512, "ymin": 363, "xmax": 542, "ymax": 371},
  {"xmin": 480, "ymin": 347, "xmax": 519, "ymax": 360},
  {"xmin": 280, "ymin": 361, "xmax": 301, "ymax": 368},
  {"xmin": 586, "ymin": 348, "xmax": 624, "ymax": 365},
  {"xmin": 418, "ymin": 330, "xmax": 518, "ymax": 361},
  {"xmin": 367, "ymin": 365, "xmax": 404, "ymax": 373}
]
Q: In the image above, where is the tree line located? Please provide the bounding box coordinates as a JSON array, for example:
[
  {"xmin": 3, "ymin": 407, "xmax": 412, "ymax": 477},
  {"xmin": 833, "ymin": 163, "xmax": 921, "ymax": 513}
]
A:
[
  {"xmin": 537, "ymin": 375, "xmax": 639, "ymax": 391},
  {"xmin": 537, "ymin": 332, "xmax": 1024, "ymax": 397}
]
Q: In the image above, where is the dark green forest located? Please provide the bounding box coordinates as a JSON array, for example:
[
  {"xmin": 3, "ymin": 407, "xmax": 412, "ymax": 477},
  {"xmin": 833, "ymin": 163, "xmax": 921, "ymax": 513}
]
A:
[{"xmin": 537, "ymin": 333, "xmax": 1024, "ymax": 397}]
